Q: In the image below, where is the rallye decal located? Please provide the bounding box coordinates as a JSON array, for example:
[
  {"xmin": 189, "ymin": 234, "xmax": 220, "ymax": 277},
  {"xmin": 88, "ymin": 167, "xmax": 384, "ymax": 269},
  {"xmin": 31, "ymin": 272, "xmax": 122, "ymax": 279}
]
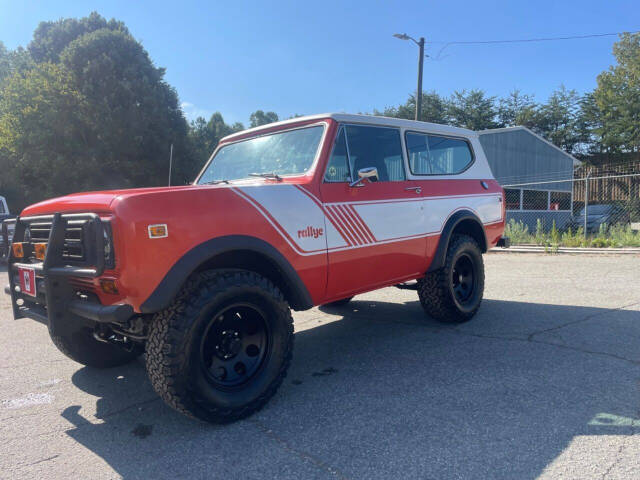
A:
[{"xmin": 232, "ymin": 185, "xmax": 503, "ymax": 257}]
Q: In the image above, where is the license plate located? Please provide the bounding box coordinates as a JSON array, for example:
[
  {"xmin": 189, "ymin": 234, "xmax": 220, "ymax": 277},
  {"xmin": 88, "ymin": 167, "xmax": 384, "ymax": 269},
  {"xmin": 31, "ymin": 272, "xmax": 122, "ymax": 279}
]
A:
[{"xmin": 18, "ymin": 267, "xmax": 36, "ymax": 297}]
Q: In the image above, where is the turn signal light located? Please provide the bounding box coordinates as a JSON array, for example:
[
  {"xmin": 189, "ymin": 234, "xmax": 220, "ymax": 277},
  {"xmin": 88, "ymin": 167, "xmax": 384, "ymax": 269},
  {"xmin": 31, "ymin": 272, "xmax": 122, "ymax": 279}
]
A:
[
  {"xmin": 148, "ymin": 224, "xmax": 168, "ymax": 239},
  {"xmin": 12, "ymin": 242, "xmax": 24, "ymax": 258},
  {"xmin": 100, "ymin": 279, "xmax": 119, "ymax": 295},
  {"xmin": 34, "ymin": 242, "xmax": 47, "ymax": 260}
]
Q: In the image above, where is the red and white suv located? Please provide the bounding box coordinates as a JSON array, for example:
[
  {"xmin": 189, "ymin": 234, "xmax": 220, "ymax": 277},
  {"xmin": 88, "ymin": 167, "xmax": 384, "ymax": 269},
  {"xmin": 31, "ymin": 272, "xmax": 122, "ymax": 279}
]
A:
[{"xmin": 5, "ymin": 113, "xmax": 508, "ymax": 423}]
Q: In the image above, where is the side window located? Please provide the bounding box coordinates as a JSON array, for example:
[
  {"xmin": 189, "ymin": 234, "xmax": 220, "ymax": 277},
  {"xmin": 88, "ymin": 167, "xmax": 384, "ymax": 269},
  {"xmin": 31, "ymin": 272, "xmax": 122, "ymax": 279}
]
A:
[
  {"xmin": 344, "ymin": 125, "xmax": 405, "ymax": 181},
  {"xmin": 406, "ymin": 132, "xmax": 473, "ymax": 175},
  {"xmin": 324, "ymin": 128, "xmax": 351, "ymax": 182}
]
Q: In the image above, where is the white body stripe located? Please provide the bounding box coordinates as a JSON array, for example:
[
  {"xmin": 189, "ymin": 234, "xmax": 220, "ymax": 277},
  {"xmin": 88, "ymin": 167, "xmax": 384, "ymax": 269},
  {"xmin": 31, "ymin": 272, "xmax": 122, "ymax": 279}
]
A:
[
  {"xmin": 233, "ymin": 185, "xmax": 503, "ymax": 256},
  {"xmin": 236, "ymin": 185, "xmax": 348, "ymax": 252}
]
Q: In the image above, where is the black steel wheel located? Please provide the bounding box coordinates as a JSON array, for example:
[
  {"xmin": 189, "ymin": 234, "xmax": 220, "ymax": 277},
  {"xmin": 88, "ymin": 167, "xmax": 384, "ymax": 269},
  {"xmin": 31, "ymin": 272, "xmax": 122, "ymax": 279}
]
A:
[
  {"xmin": 146, "ymin": 270, "xmax": 293, "ymax": 423},
  {"xmin": 451, "ymin": 253, "xmax": 477, "ymax": 305},
  {"xmin": 200, "ymin": 304, "xmax": 270, "ymax": 388},
  {"xmin": 417, "ymin": 234, "xmax": 484, "ymax": 323}
]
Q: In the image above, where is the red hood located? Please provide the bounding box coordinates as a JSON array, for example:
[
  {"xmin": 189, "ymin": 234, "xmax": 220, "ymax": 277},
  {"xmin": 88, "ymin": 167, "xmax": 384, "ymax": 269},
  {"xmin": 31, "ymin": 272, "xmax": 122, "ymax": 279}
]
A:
[{"xmin": 20, "ymin": 185, "xmax": 198, "ymax": 216}]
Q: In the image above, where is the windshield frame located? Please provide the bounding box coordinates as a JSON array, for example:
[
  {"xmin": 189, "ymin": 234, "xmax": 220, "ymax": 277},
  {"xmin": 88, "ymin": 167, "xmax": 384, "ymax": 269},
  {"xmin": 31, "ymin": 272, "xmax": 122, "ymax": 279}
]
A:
[{"xmin": 194, "ymin": 121, "xmax": 329, "ymax": 185}]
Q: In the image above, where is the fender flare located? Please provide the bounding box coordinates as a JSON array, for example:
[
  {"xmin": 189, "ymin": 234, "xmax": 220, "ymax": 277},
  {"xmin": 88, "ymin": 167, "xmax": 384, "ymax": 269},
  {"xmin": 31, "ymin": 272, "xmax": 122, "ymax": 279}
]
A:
[
  {"xmin": 428, "ymin": 210, "xmax": 487, "ymax": 272},
  {"xmin": 139, "ymin": 235, "xmax": 313, "ymax": 313}
]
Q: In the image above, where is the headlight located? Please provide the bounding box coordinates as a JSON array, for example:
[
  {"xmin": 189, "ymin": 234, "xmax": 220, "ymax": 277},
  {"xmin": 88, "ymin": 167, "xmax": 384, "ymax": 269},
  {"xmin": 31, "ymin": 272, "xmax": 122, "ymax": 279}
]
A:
[{"xmin": 103, "ymin": 221, "xmax": 115, "ymax": 269}]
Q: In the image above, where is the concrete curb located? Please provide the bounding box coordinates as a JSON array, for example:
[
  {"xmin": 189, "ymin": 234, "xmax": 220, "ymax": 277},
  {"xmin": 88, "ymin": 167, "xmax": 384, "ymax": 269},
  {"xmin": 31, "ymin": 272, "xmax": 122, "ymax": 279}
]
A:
[{"xmin": 490, "ymin": 246, "xmax": 640, "ymax": 255}]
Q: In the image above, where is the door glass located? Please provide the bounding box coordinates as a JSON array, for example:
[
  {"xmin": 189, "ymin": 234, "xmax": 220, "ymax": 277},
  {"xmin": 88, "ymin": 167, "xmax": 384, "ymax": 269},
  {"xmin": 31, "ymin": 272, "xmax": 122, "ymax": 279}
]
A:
[
  {"xmin": 345, "ymin": 125, "xmax": 405, "ymax": 181},
  {"xmin": 324, "ymin": 128, "xmax": 351, "ymax": 182}
]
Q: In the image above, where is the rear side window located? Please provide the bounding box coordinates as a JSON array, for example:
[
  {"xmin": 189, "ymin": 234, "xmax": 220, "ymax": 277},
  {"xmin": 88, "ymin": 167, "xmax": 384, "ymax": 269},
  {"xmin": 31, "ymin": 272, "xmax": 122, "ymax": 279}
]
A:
[{"xmin": 405, "ymin": 132, "xmax": 473, "ymax": 175}]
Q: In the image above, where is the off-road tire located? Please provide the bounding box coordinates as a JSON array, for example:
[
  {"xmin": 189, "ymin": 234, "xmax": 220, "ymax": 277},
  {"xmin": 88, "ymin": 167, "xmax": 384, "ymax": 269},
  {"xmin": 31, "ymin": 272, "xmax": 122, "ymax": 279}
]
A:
[
  {"xmin": 323, "ymin": 296, "xmax": 354, "ymax": 307},
  {"xmin": 50, "ymin": 328, "xmax": 143, "ymax": 368},
  {"xmin": 145, "ymin": 270, "xmax": 294, "ymax": 423},
  {"xmin": 418, "ymin": 234, "xmax": 484, "ymax": 323}
]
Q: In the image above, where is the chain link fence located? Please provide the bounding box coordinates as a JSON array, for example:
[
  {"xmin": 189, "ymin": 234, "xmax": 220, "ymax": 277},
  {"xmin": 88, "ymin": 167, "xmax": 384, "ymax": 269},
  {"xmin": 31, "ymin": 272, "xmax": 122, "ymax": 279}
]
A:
[{"xmin": 502, "ymin": 164, "xmax": 640, "ymax": 248}]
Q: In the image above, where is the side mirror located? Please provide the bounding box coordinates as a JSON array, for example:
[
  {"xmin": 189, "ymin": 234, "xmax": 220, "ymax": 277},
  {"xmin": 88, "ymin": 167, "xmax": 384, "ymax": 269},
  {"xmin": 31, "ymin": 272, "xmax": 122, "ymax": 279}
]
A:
[{"xmin": 349, "ymin": 167, "xmax": 379, "ymax": 187}]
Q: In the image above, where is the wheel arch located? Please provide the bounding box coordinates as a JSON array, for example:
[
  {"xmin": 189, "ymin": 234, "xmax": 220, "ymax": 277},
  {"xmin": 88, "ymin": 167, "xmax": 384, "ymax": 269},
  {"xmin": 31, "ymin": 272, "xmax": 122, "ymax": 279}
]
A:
[
  {"xmin": 139, "ymin": 235, "xmax": 313, "ymax": 313},
  {"xmin": 428, "ymin": 210, "xmax": 487, "ymax": 272}
]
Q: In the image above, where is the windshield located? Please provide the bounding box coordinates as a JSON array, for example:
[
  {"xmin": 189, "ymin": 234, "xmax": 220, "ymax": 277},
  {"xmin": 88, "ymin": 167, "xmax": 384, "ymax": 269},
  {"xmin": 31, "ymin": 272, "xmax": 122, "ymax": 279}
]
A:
[{"xmin": 197, "ymin": 125, "xmax": 325, "ymax": 184}]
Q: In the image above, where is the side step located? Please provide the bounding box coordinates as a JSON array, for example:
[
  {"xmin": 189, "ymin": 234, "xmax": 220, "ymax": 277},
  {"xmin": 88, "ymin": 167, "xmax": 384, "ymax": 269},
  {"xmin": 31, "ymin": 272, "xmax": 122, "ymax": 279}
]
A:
[{"xmin": 395, "ymin": 281, "xmax": 418, "ymax": 291}]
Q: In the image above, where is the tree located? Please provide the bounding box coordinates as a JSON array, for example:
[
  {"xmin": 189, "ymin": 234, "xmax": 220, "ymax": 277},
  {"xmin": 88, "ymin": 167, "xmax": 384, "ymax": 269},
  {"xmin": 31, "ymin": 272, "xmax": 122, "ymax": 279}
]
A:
[
  {"xmin": 593, "ymin": 32, "xmax": 640, "ymax": 153},
  {"xmin": 28, "ymin": 11, "xmax": 128, "ymax": 63},
  {"xmin": 375, "ymin": 91, "xmax": 449, "ymax": 124},
  {"xmin": 447, "ymin": 89, "xmax": 499, "ymax": 130},
  {"xmin": 534, "ymin": 85, "xmax": 583, "ymax": 154},
  {"xmin": 59, "ymin": 27, "xmax": 191, "ymax": 186},
  {"xmin": 498, "ymin": 89, "xmax": 537, "ymax": 127},
  {"xmin": 0, "ymin": 12, "xmax": 193, "ymax": 209},
  {"xmin": 0, "ymin": 63, "xmax": 88, "ymax": 207},
  {"xmin": 249, "ymin": 110, "xmax": 278, "ymax": 127}
]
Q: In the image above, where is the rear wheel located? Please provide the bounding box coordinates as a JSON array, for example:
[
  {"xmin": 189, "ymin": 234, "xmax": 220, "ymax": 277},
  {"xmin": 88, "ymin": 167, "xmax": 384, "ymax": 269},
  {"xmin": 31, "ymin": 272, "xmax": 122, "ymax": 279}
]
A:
[
  {"xmin": 145, "ymin": 270, "xmax": 293, "ymax": 423},
  {"xmin": 418, "ymin": 234, "xmax": 484, "ymax": 323}
]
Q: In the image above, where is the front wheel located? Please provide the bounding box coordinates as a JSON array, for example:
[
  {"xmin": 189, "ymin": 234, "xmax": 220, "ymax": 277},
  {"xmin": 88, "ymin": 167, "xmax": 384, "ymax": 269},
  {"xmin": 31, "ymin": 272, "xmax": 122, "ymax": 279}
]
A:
[
  {"xmin": 417, "ymin": 234, "xmax": 484, "ymax": 323},
  {"xmin": 145, "ymin": 270, "xmax": 294, "ymax": 423}
]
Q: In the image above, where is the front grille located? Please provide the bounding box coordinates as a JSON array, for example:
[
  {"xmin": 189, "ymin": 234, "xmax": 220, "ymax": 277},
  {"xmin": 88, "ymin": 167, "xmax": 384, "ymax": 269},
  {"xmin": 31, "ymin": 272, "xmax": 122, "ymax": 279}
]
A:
[{"xmin": 26, "ymin": 219, "xmax": 89, "ymax": 263}]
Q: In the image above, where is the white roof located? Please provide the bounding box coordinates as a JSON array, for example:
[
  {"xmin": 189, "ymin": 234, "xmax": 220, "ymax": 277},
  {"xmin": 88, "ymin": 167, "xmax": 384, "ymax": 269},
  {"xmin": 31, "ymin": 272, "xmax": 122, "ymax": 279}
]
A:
[
  {"xmin": 478, "ymin": 126, "xmax": 581, "ymax": 166},
  {"xmin": 222, "ymin": 113, "xmax": 477, "ymax": 142}
]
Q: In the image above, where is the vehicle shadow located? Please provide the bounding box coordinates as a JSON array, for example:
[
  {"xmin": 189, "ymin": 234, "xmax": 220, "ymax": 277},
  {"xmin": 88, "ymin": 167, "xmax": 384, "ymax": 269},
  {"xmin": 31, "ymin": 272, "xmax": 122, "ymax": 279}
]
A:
[{"xmin": 62, "ymin": 297, "xmax": 640, "ymax": 479}]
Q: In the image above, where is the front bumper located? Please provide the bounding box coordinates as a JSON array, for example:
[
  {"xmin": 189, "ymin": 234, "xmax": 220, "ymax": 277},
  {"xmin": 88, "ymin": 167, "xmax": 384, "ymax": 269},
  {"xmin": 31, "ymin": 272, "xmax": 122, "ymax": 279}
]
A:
[{"xmin": 5, "ymin": 213, "xmax": 132, "ymax": 329}]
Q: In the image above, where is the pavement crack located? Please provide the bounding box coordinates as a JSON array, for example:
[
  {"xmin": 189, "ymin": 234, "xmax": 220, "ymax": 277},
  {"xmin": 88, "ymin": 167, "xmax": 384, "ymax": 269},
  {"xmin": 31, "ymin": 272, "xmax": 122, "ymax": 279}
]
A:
[
  {"xmin": 451, "ymin": 330, "xmax": 640, "ymax": 365},
  {"xmin": 16, "ymin": 454, "xmax": 60, "ymax": 469},
  {"xmin": 527, "ymin": 301, "xmax": 640, "ymax": 342},
  {"xmin": 248, "ymin": 418, "xmax": 350, "ymax": 479}
]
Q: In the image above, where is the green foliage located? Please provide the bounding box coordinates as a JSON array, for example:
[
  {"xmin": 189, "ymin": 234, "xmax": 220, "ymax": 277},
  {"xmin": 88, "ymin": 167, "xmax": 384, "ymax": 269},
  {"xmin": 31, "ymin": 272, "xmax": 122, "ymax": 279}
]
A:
[
  {"xmin": 535, "ymin": 218, "xmax": 545, "ymax": 245},
  {"xmin": 375, "ymin": 90, "xmax": 449, "ymax": 124},
  {"xmin": 593, "ymin": 33, "xmax": 640, "ymax": 153},
  {"xmin": 249, "ymin": 110, "xmax": 278, "ymax": 128},
  {"xmin": 504, "ymin": 219, "xmax": 532, "ymax": 244},
  {"xmin": 550, "ymin": 220, "xmax": 560, "ymax": 245},
  {"xmin": 497, "ymin": 89, "xmax": 537, "ymax": 127},
  {"xmin": 0, "ymin": 12, "xmax": 193, "ymax": 209},
  {"xmin": 607, "ymin": 224, "xmax": 640, "ymax": 247},
  {"xmin": 28, "ymin": 11, "xmax": 129, "ymax": 63},
  {"xmin": 448, "ymin": 89, "xmax": 500, "ymax": 130},
  {"xmin": 505, "ymin": 219, "xmax": 640, "ymax": 248}
]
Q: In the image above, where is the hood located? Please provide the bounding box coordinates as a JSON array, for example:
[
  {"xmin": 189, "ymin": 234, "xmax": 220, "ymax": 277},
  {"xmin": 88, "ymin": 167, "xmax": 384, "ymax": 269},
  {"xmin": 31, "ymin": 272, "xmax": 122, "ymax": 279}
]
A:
[{"xmin": 20, "ymin": 185, "xmax": 198, "ymax": 217}]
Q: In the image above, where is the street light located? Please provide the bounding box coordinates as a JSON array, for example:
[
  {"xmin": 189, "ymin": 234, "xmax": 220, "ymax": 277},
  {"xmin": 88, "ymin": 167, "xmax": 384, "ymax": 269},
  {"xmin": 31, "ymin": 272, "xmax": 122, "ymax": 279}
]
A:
[{"xmin": 393, "ymin": 33, "xmax": 425, "ymax": 121}]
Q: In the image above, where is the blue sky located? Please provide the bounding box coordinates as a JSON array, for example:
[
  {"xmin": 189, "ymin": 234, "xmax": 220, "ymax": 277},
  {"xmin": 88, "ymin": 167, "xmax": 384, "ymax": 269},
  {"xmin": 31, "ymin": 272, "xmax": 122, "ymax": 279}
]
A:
[{"xmin": 1, "ymin": 0, "xmax": 637, "ymax": 125}]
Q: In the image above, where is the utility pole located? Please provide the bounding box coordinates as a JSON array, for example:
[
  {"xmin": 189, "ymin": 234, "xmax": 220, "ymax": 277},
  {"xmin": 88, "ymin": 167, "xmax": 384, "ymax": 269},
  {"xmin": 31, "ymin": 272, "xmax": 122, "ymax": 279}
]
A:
[
  {"xmin": 416, "ymin": 37, "xmax": 425, "ymax": 121},
  {"xmin": 393, "ymin": 33, "xmax": 426, "ymax": 121}
]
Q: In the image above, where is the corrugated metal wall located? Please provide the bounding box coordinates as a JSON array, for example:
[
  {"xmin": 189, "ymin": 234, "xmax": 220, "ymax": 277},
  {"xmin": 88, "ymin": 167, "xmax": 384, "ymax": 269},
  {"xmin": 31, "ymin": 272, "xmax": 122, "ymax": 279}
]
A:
[{"xmin": 478, "ymin": 129, "xmax": 574, "ymax": 191}]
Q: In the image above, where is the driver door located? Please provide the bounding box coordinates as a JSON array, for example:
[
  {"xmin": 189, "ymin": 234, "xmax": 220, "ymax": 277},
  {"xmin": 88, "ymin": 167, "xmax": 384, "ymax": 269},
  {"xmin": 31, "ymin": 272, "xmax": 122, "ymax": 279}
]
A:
[{"xmin": 320, "ymin": 124, "xmax": 428, "ymax": 300}]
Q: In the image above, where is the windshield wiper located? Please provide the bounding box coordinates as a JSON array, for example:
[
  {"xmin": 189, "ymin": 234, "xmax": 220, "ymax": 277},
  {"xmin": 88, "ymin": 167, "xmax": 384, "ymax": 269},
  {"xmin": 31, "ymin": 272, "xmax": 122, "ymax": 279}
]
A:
[
  {"xmin": 201, "ymin": 179, "xmax": 230, "ymax": 185},
  {"xmin": 249, "ymin": 172, "xmax": 282, "ymax": 181}
]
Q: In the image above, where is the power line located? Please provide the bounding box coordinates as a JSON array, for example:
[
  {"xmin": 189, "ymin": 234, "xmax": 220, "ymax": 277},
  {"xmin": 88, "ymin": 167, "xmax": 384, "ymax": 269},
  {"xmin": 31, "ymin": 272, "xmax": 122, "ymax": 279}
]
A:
[{"xmin": 428, "ymin": 30, "xmax": 639, "ymax": 46}]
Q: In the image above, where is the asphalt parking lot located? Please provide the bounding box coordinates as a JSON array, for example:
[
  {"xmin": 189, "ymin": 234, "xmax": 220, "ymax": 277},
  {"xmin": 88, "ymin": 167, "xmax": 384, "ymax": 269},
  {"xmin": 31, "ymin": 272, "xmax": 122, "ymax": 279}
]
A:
[{"xmin": 1, "ymin": 253, "xmax": 639, "ymax": 479}]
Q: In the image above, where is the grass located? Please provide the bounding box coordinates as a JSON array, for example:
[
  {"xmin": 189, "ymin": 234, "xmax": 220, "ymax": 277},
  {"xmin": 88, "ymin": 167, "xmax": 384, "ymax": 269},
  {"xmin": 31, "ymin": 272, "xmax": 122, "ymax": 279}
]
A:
[{"xmin": 503, "ymin": 219, "xmax": 640, "ymax": 248}]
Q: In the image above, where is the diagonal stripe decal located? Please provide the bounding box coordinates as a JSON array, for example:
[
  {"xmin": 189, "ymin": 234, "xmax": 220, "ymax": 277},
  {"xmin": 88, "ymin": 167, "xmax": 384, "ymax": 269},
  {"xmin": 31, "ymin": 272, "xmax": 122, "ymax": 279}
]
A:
[{"xmin": 234, "ymin": 184, "xmax": 503, "ymax": 257}]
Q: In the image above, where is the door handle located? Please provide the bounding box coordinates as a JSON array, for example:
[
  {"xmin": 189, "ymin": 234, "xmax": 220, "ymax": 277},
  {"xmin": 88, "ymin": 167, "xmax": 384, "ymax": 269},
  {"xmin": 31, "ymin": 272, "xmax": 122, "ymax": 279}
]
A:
[{"xmin": 405, "ymin": 186, "xmax": 422, "ymax": 194}]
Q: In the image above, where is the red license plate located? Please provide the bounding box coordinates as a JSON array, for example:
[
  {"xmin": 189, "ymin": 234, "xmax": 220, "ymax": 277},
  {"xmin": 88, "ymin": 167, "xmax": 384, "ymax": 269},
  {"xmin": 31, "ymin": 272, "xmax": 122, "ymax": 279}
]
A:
[{"xmin": 18, "ymin": 267, "xmax": 36, "ymax": 297}]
